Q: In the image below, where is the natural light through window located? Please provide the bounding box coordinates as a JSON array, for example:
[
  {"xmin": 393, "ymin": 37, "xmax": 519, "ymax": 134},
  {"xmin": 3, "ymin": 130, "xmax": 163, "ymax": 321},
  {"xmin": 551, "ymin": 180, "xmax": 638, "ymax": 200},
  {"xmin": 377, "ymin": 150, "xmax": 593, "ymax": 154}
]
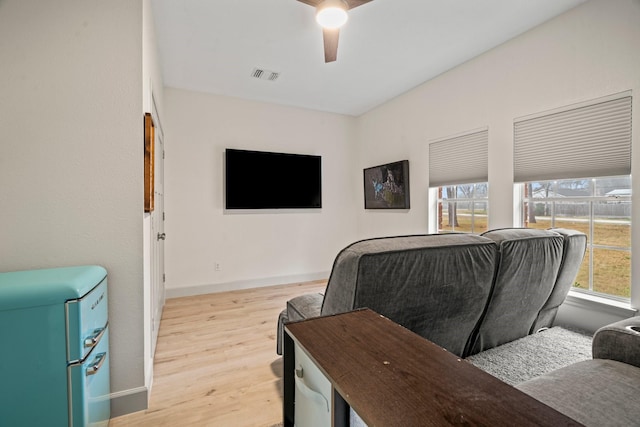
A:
[
  {"xmin": 436, "ymin": 183, "xmax": 488, "ymax": 234},
  {"xmin": 521, "ymin": 176, "xmax": 631, "ymax": 300}
]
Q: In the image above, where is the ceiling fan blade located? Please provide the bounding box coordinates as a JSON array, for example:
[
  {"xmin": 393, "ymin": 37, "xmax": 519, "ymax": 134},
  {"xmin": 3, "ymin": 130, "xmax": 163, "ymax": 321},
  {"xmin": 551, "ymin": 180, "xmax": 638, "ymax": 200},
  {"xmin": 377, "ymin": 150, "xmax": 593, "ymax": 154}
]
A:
[
  {"xmin": 296, "ymin": 0, "xmax": 322, "ymax": 7},
  {"xmin": 344, "ymin": 0, "xmax": 373, "ymax": 10},
  {"xmin": 298, "ymin": 0, "xmax": 374, "ymax": 11},
  {"xmin": 323, "ymin": 28, "xmax": 339, "ymax": 63},
  {"xmin": 297, "ymin": 0, "xmax": 374, "ymax": 62}
]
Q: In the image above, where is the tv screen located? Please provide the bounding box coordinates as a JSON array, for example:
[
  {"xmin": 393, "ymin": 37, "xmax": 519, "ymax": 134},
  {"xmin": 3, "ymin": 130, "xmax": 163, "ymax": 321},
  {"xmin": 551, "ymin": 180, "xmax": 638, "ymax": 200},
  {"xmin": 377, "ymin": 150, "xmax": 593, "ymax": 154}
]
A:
[{"xmin": 225, "ymin": 149, "xmax": 322, "ymax": 209}]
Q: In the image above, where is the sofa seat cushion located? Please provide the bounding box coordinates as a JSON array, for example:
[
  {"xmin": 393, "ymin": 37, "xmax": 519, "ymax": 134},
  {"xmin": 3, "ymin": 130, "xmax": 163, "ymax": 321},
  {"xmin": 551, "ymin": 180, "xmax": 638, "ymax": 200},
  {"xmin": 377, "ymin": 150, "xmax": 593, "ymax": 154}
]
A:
[{"xmin": 516, "ymin": 359, "xmax": 640, "ymax": 427}]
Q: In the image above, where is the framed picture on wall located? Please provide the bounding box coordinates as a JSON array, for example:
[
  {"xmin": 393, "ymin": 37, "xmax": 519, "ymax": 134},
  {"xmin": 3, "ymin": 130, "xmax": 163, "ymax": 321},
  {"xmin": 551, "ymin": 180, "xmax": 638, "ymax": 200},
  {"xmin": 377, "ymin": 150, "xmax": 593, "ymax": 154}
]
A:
[
  {"xmin": 363, "ymin": 160, "xmax": 410, "ymax": 209},
  {"xmin": 144, "ymin": 112, "xmax": 155, "ymax": 212}
]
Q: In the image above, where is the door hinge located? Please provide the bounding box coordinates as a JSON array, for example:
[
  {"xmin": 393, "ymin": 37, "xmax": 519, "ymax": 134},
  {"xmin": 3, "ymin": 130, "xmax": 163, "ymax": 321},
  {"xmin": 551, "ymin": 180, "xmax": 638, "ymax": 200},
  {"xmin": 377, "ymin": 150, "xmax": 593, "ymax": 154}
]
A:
[
  {"xmin": 163, "ymin": 212, "xmax": 165, "ymax": 221},
  {"xmin": 163, "ymin": 273, "xmax": 166, "ymax": 283}
]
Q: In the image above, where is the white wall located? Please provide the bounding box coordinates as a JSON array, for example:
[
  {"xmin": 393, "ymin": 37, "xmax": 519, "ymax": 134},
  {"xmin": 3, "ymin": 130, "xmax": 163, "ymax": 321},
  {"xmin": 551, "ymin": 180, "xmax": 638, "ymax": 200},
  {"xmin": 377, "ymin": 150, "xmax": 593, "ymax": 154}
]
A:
[
  {"xmin": 355, "ymin": 0, "xmax": 640, "ymax": 241},
  {"xmin": 163, "ymin": 88, "xmax": 358, "ymax": 296},
  {"xmin": 143, "ymin": 0, "xmax": 164, "ymax": 120},
  {"xmin": 354, "ymin": 0, "xmax": 640, "ymax": 322},
  {"xmin": 0, "ymin": 0, "xmax": 146, "ymax": 416},
  {"xmin": 162, "ymin": 1, "xmax": 640, "ymax": 314}
]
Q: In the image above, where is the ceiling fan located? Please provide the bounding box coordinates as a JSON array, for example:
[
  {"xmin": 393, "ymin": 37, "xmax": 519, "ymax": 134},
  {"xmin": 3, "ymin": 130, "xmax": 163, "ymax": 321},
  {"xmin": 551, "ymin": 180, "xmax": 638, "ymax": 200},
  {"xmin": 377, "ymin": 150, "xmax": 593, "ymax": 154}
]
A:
[{"xmin": 297, "ymin": 0, "xmax": 374, "ymax": 63}]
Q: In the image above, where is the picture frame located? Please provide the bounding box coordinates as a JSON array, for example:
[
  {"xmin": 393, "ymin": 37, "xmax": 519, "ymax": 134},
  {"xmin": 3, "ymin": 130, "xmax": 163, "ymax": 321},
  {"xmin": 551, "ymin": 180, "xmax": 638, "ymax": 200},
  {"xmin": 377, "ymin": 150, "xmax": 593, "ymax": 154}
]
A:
[
  {"xmin": 363, "ymin": 160, "xmax": 410, "ymax": 209},
  {"xmin": 144, "ymin": 112, "xmax": 155, "ymax": 213}
]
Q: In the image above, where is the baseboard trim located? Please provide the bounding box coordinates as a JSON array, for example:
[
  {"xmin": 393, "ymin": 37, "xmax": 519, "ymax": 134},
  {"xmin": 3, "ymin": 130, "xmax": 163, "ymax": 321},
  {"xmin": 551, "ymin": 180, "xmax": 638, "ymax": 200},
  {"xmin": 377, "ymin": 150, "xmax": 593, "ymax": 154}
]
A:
[
  {"xmin": 110, "ymin": 386, "xmax": 149, "ymax": 418},
  {"xmin": 165, "ymin": 271, "xmax": 330, "ymax": 298}
]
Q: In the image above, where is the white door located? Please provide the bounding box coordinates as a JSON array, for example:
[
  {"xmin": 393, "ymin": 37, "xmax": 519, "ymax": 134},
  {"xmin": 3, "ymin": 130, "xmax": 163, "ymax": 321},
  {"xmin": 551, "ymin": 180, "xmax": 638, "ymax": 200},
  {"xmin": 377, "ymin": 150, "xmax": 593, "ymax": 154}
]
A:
[{"xmin": 150, "ymin": 101, "xmax": 165, "ymax": 353}]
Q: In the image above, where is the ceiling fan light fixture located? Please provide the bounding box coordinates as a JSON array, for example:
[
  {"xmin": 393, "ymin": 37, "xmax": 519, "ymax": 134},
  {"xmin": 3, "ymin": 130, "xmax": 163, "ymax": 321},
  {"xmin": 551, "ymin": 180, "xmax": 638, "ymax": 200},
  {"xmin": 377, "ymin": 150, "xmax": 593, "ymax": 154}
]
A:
[{"xmin": 316, "ymin": 0, "xmax": 348, "ymax": 29}]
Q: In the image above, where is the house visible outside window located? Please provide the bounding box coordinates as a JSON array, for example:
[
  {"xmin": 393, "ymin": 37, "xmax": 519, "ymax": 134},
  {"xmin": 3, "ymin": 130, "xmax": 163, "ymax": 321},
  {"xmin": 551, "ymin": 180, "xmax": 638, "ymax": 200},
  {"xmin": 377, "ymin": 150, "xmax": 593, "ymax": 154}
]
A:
[
  {"xmin": 521, "ymin": 176, "xmax": 631, "ymax": 299},
  {"xmin": 437, "ymin": 183, "xmax": 488, "ymax": 233}
]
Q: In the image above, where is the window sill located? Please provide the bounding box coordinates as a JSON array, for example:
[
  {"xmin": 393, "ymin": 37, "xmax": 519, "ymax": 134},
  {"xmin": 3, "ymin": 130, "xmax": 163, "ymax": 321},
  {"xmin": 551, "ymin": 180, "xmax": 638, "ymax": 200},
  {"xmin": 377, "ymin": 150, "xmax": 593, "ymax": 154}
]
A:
[{"xmin": 565, "ymin": 289, "xmax": 637, "ymax": 317}]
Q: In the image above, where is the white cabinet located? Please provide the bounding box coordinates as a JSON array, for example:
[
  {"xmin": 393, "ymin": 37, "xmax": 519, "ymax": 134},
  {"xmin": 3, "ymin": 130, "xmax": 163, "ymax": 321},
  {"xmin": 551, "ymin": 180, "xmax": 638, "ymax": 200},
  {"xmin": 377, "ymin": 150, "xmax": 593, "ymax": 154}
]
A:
[{"xmin": 293, "ymin": 343, "xmax": 332, "ymax": 427}]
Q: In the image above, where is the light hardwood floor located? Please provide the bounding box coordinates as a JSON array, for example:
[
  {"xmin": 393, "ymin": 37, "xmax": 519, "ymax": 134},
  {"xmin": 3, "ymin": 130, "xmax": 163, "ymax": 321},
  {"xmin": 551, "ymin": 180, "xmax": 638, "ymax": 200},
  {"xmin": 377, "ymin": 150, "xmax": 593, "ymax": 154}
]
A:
[{"xmin": 109, "ymin": 280, "xmax": 327, "ymax": 427}]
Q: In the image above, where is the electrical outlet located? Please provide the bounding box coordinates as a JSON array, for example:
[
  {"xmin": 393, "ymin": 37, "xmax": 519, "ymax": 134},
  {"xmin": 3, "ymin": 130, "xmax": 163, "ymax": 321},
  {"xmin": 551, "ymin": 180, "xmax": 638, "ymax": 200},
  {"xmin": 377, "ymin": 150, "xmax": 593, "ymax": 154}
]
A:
[{"xmin": 215, "ymin": 263, "xmax": 221, "ymax": 272}]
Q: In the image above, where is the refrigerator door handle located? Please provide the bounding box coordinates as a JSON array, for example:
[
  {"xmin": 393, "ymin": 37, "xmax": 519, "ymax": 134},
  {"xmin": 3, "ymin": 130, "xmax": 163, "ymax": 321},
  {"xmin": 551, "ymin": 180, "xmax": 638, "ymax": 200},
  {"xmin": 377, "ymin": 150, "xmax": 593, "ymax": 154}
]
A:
[
  {"xmin": 84, "ymin": 326, "xmax": 107, "ymax": 349},
  {"xmin": 86, "ymin": 352, "xmax": 107, "ymax": 376}
]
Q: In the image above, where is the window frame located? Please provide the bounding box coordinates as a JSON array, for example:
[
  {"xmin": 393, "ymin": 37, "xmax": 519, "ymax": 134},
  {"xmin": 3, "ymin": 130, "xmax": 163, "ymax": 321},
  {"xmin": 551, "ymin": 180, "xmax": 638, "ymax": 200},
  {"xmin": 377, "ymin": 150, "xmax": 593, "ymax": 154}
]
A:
[
  {"xmin": 519, "ymin": 176, "xmax": 631, "ymax": 302},
  {"xmin": 433, "ymin": 182, "xmax": 489, "ymax": 234}
]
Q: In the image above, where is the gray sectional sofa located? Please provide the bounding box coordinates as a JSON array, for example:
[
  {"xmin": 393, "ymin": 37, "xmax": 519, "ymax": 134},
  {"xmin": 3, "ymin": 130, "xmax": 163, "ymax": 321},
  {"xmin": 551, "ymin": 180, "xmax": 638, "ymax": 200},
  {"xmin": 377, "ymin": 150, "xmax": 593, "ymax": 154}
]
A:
[
  {"xmin": 278, "ymin": 228, "xmax": 640, "ymax": 425},
  {"xmin": 516, "ymin": 316, "xmax": 640, "ymax": 426},
  {"xmin": 276, "ymin": 227, "xmax": 587, "ymax": 357}
]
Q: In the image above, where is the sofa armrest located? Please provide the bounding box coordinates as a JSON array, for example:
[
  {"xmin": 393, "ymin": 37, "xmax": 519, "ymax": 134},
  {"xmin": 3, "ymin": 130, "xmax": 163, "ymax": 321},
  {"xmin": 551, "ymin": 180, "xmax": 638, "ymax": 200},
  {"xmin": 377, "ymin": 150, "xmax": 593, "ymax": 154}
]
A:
[
  {"xmin": 593, "ymin": 316, "xmax": 640, "ymax": 368},
  {"xmin": 276, "ymin": 293, "xmax": 323, "ymax": 355},
  {"xmin": 287, "ymin": 293, "xmax": 323, "ymax": 322}
]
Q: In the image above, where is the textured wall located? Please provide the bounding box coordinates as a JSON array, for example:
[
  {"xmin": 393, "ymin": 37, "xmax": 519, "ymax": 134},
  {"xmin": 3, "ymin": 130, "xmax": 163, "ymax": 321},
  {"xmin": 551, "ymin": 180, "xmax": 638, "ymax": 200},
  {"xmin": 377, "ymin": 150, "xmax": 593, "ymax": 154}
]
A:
[
  {"xmin": 354, "ymin": 0, "xmax": 640, "ymax": 314},
  {"xmin": 355, "ymin": 0, "xmax": 640, "ymax": 238},
  {"xmin": 163, "ymin": 88, "xmax": 359, "ymax": 295},
  {"xmin": 0, "ymin": 0, "xmax": 145, "ymax": 402}
]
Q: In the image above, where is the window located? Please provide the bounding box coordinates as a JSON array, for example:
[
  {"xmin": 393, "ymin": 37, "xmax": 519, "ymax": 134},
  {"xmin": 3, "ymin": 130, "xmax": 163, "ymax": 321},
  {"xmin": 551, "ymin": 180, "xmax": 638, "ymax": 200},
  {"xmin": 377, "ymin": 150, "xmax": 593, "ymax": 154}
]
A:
[
  {"xmin": 429, "ymin": 129, "xmax": 489, "ymax": 234},
  {"xmin": 521, "ymin": 176, "xmax": 631, "ymax": 300},
  {"xmin": 437, "ymin": 183, "xmax": 489, "ymax": 233},
  {"xmin": 514, "ymin": 92, "xmax": 632, "ymax": 301}
]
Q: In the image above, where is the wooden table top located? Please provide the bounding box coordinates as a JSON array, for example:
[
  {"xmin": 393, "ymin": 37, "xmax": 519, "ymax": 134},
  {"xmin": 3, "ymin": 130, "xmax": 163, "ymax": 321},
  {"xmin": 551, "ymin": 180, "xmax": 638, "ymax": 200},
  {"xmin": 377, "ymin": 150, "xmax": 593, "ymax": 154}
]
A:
[{"xmin": 285, "ymin": 309, "xmax": 583, "ymax": 427}]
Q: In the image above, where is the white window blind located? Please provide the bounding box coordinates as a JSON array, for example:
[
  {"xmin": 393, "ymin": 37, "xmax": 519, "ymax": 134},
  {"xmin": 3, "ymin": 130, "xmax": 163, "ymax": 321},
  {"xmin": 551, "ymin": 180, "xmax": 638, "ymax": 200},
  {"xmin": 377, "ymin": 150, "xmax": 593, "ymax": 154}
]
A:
[
  {"xmin": 429, "ymin": 129, "xmax": 488, "ymax": 187},
  {"xmin": 514, "ymin": 94, "xmax": 632, "ymax": 182}
]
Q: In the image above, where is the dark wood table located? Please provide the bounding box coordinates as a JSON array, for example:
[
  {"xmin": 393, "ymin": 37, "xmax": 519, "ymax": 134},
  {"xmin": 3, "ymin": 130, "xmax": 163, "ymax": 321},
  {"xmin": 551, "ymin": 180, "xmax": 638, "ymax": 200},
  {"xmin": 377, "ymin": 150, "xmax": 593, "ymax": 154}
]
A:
[{"xmin": 283, "ymin": 308, "xmax": 583, "ymax": 426}]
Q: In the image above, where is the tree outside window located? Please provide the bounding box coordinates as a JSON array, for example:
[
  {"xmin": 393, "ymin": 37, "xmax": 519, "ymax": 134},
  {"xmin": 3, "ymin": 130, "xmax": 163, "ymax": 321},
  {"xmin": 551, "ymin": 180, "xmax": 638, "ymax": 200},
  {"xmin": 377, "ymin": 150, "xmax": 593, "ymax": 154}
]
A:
[{"xmin": 437, "ymin": 183, "xmax": 488, "ymax": 234}]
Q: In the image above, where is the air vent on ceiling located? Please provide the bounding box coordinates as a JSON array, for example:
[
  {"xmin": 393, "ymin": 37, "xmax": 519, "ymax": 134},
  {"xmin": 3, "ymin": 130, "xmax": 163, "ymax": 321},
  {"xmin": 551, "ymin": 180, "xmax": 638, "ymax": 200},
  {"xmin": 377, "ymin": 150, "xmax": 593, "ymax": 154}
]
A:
[{"xmin": 251, "ymin": 67, "xmax": 280, "ymax": 82}]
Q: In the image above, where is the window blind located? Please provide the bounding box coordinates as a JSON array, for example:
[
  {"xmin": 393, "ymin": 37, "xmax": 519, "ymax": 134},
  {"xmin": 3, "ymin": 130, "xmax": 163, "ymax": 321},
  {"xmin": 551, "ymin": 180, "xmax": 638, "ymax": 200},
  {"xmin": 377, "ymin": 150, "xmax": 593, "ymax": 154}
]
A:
[
  {"xmin": 514, "ymin": 94, "xmax": 632, "ymax": 182},
  {"xmin": 429, "ymin": 129, "xmax": 488, "ymax": 187}
]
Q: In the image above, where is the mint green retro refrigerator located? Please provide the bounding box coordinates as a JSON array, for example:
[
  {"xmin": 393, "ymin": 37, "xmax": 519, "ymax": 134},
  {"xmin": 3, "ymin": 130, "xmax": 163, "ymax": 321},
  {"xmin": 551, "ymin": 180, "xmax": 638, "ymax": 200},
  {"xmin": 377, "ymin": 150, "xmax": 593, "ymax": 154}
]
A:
[{"xmin": 0, "ymin": 266, "xmax": 110, "ymax": 427}]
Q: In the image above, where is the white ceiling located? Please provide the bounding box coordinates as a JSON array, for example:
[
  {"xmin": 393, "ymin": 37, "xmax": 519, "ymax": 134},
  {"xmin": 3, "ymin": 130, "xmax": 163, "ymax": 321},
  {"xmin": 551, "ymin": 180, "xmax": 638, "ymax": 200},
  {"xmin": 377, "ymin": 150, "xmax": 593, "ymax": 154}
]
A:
[{"xmin": 151, "ymin": 0, "xmax": 586, "ymax": 116}]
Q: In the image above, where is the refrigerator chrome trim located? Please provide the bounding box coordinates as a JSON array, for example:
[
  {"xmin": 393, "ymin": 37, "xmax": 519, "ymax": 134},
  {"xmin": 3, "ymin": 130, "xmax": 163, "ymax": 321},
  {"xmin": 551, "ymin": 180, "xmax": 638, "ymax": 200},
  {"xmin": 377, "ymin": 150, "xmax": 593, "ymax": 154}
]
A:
[
  {"xmin": 65, "ymin": 301, "xmax": 73, "ymax": 362},
  {"xmin": 84, "ymin": 327, "xmax": 107, "ymax": 349},
  {"xmin": 68, "ymin": 321, "xmax": 109, "ymax": 366},
  {"xmin": 67, "ymin": 323, "xmax": 110, "ymax": 426},
  {"xmin": 65, "ymin": 277, "xmax": 108, "ymax": 362},
  {"xmin": 67, "ymin": 365, "xmax": 74, "ymax": 427},
  {"xmin": 86, "ymin": 352, "xmax": 107, "ymax": 376}
]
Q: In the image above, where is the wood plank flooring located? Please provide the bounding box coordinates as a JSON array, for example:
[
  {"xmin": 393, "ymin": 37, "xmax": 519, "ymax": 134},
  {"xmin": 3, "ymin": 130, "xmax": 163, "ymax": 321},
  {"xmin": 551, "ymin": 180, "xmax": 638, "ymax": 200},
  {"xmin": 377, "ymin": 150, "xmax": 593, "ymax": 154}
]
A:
[{"xmin": 109, "ymin": 280, "xmax": 327, "ymax": 427}]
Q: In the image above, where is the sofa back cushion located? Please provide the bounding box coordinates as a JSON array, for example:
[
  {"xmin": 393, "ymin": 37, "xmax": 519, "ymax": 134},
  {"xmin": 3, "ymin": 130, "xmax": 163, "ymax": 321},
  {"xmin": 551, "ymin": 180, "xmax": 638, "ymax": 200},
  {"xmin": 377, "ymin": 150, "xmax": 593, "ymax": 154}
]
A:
[
  {"xmin": 468, "ymin": 228, "xmax": 564, "ymax": 355},
  {"xmin": 321, "ymin": 234, "xmax": 498, "ymax": 356},
  {"xmin": 530, "ymin": 228, "xmax": 587, "ymax": 333}
]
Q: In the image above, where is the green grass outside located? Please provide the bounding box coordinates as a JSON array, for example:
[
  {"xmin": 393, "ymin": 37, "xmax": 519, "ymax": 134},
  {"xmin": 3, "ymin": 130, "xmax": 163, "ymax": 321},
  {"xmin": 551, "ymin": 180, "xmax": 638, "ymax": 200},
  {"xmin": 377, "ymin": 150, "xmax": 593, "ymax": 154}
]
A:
[
  {"xmin": 439, "ymin": 211, "xmax": 631, "ymax": 298},
  {"xmin": 527, "ymin": 219, "xmax": 630, "ymax": 298}
]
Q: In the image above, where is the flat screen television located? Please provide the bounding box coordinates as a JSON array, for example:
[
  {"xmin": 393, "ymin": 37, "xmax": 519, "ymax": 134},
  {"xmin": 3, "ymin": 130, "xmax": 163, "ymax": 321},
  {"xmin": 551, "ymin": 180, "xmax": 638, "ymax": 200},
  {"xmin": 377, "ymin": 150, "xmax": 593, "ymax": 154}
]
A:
[{"xmin": 225, "ymin": 149, "xmax": 322, "ymax": 209}]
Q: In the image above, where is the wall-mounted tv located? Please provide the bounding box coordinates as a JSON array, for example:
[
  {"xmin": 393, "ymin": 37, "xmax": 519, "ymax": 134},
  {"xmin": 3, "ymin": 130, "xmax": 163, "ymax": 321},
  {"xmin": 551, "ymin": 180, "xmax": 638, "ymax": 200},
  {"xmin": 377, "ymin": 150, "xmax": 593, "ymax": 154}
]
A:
[{"xmin": 225, "ymin": 149, "xmax": 322, "ymax": 209}]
